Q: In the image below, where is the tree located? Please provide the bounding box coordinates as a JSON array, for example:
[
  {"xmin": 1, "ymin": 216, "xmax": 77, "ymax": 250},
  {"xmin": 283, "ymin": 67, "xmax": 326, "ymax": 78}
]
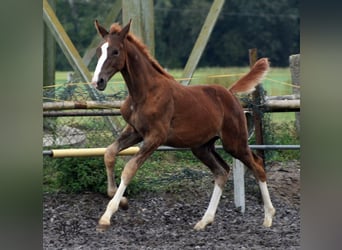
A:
[{"xmin": 202, "ymin": 0, "xmax": 300, "ymax": 66}]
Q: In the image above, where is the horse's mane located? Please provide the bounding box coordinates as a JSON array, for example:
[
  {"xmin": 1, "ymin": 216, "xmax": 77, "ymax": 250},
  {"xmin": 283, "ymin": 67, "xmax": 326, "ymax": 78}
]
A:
[{"xmin": 110, "ymin": 23, "xmax": 173, "ymax": 79}]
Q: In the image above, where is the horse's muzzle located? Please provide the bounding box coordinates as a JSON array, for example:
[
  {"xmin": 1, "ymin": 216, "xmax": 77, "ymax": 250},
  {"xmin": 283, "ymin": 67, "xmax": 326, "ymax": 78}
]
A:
[{"xmin": 93, "ymin": 78, "xmax": 107, "ymax": 91}]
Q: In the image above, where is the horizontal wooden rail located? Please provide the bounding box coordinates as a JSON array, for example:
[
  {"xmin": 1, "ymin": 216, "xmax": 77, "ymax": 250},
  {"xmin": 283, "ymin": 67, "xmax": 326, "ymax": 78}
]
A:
[
  {"xmin": 43, "ymin": 110, "xmax": 122, "ymax": 117},
  {"xmin": 263, "ymin": 99, "xmax": 300, "ymax": 112},
  {"xmin": 43, "ymin": 96, "xmax": 300, "ymax": 113},
  {"xmin": 43, "ymin": 100, "xmax": 124, "ymax": 110}
]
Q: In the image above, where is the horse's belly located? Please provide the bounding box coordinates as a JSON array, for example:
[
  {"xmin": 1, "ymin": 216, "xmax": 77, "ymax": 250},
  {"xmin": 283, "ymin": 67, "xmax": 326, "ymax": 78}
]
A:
[{"xmin": 165, "ymin": 122, "xmax": 219, "ymax": 148}]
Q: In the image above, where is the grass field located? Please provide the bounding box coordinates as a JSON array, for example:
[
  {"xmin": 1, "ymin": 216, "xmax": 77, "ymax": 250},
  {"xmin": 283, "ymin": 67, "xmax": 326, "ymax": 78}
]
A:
[
  {"xmin": 55, "ymin": 66, "xmax": 293, "ymax": 95},
  {"xmin": 53, "ymin": 66, "xmax": 296, "ymax": 123}
]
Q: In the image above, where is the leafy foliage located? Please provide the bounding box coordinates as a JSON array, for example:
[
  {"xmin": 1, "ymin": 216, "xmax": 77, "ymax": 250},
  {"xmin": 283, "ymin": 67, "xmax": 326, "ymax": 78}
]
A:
[
  {"xmin": 46, "ymin": 157, "xmax": 111, "ymax": 193},
  {"xmin": 265, "ymin": 121, "xmax": 300, "ymax": 161}
]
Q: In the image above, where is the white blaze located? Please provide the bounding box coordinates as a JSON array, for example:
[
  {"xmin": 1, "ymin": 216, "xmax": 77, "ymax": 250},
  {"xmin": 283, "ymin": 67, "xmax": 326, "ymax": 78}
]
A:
[{"xmin": 92, "ymin": 42, "xmax": 109, "ymax": 83}]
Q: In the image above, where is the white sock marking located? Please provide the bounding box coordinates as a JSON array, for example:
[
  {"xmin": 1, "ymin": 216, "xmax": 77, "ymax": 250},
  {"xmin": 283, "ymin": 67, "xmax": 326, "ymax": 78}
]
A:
[
  {"xmin": 258, "ymin": 181, "xmax": 273, "ymax": 209},
  {"xmin": 100, "ymin": 179, "xmax": 127, "ymax": 225},
  {"xmin": 92, "ymin": 42, "xmax": 109, "ymax": 83},
  {"xmin": 258, "ymin": 181, "xmax": 275, "ymax": 227},
  {"xmin": 194, "ymin": 183, "xmax": 223, "ymax": 230},
  {"xmin": 205, "ymin": 184, "xmax": 222, "ymax": 217}
]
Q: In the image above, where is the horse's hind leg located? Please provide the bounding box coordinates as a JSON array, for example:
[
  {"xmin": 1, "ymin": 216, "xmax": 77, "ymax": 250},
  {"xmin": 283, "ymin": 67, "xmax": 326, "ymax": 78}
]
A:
[
  {"xmin": 250, "ymin": 152, "xmax": 276, "ymax": 227},
  {"xmin": 191, "ymin": 138, "xmax": 230, "ymax": 230},
  {"xmin": 104, "ymin": 125, "xmax": 142, "ymax": 199},
  {"xmin": 224, "ymin": 141, "xmax": 275, "ymax": 227}
]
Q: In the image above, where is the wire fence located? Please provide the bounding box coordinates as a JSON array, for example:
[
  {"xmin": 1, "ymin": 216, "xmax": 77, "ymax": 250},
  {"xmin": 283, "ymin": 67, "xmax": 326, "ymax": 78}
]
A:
[{"xmin": 43, "ymin": 75, "xmax": 128, "ymax": 149}]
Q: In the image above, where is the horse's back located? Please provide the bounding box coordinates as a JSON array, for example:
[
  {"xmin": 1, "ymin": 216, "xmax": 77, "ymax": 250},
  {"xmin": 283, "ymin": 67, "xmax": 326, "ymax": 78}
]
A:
[
  {"xmin": 163, "ymin": 83, "xmax": 242, "ymax": 147},
  {"xmin": 173, "ymin": 83, "xmax": 241, "ymax": 114}
]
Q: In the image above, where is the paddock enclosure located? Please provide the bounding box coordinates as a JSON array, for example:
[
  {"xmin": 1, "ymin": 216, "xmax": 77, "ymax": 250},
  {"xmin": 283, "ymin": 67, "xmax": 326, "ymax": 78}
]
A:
[{"xmin": 43, "ymin": 0, "xmax": 300, "ymax": 249}]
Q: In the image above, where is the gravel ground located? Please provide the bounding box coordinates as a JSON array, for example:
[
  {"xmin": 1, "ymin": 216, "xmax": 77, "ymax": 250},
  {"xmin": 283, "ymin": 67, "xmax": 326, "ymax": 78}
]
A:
[{"xmin": 43, "ymin": 160, "xmax": 300, "ymax": 249}]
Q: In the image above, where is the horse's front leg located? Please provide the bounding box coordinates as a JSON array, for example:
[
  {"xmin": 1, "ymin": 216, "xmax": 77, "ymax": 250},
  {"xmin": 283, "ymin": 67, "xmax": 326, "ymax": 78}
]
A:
[
  {"xmin": 104, "ymin": 125, "xmax": 142, "ymax": 199},
  {"xmin": 97, "ymin": 138, "xmax": 161, "ymax": 232}
]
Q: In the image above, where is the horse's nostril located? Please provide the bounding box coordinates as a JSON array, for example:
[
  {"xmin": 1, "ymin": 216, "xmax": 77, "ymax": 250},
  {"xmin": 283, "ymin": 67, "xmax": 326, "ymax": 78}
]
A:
[{"xmin": 97, "ymin": 78, "xmax": 106, "ymax": 91}]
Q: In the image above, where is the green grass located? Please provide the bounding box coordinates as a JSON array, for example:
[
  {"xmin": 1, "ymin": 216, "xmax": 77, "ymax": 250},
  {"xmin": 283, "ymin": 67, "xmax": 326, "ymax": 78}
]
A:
[{"xmin": 55, "ymin": 66, "xmax": 293, "ymax": 96}]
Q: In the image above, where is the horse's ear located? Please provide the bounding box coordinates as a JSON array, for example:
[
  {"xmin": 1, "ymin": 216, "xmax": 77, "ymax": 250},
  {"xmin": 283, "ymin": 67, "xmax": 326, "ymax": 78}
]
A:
[
  {"xmin": 119, "ymin": 19, "xmax": 132, "ymax": 40},
  {"xmin": 95, "ymin": 20, "xmax": 108, "ymax": 38}
]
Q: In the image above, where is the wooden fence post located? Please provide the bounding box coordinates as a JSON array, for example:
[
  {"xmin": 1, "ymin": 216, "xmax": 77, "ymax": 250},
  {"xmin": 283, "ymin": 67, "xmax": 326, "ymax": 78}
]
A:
[
  {"xmin": 43, "ymin": 0, "xmax": 56, "ymax": 86},
  {"xmin": 43, "ymin": 0, "xmax": 57, "ymax": 130},
  {"xmin": 249, "ymin": 48, "xmax": 265, "ymax": 163},
  {"xmin": 289, "ymin": 54, "xmax": 300, "ymax": 137}
]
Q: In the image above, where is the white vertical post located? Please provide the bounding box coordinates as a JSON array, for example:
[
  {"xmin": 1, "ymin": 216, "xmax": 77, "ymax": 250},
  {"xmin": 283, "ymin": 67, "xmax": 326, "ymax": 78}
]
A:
[{"xmin": 233, "ymin": 158, "xmax": 246, "ymax": 213}]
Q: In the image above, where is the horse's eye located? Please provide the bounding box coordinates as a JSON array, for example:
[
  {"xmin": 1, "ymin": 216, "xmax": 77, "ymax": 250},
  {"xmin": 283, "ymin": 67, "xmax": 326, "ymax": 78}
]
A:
[{"xmin": 112, "ymin": 50, "xmax": 120, "ymax": 56}]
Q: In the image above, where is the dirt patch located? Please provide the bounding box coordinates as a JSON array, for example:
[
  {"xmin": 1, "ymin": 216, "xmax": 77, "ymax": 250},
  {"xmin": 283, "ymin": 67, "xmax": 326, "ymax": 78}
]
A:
[{"xmin": 43, "ymin": 160, "xmax": 300, "ymax": 249}]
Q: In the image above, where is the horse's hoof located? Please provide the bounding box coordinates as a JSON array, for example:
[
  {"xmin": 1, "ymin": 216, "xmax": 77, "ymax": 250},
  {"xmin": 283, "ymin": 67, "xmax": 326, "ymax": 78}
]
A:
[
  {"xmin": 107, "ymin": 188, "xmax": 116, "ymax": 198},
  {"xmin": 119, "ymin": 197, "xmax": 129, "ymax": 210},
  {"xmin": 96, "ymin": 223, "xmax": 110, "ymax": 232},
  {"xmin": 263, "ymin": 207, "xmax": 276, "ymax": 227},
  {"xmin": 194, "ymin": 222, "xmax": 206, "ymax": 231},
  {"xmin": 194, "ymin": 215, "xmax": 214, "ymax": 231},
  {"xmin": 194, "ymin": 220, "xmax": 210, "ymax": 231}
]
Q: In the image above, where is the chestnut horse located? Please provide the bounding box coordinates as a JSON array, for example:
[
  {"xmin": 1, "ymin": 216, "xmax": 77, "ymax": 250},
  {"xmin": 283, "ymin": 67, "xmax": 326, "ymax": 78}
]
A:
[{"xmin": 91, "ymin": 20, "xmax": 275, "ymax": 232}]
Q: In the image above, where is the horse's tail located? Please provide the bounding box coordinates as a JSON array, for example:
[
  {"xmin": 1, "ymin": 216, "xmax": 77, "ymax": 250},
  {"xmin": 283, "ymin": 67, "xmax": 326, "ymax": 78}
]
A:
[{"xmin": 228, "ymin": 58, "xmax": 269, "ymax": 94}]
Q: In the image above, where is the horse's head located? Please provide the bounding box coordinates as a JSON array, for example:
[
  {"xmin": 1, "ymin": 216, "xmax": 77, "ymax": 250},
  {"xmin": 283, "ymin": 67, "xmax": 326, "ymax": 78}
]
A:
[{"xmin": 91, "ymin": 20, "xmax": 131, "ymax": 91}]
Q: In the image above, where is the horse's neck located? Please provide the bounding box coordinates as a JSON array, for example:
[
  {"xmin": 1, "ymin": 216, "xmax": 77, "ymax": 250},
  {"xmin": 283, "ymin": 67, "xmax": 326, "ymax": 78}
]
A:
[{"xmin": 121, "ymin": 42, "xmax": 161, "ymax": 103}]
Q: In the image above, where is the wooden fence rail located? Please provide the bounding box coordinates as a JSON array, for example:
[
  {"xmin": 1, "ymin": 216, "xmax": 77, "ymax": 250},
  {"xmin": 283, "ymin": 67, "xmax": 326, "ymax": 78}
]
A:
[{"xmin": 43, "ymin": 97, "xmax": 300, "ymax": 115}]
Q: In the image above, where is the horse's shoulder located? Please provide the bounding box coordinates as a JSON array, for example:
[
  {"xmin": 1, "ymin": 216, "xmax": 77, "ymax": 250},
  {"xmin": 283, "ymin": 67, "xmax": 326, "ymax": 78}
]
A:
[{"xmin": 120, "ymin": 96, "xmax": 133, "ymax": 119}]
